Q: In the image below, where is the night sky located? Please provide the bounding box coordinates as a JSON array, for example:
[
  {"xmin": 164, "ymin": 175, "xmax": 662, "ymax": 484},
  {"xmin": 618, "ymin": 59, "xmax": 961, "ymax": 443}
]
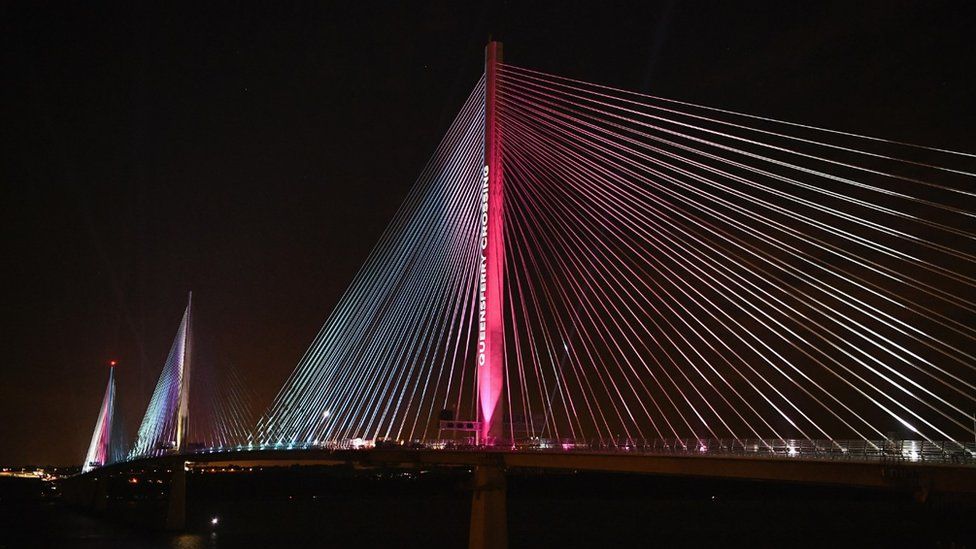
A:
[{"xmin": 2, "ymin": 1, "xmax": 973, "ymax": 465}]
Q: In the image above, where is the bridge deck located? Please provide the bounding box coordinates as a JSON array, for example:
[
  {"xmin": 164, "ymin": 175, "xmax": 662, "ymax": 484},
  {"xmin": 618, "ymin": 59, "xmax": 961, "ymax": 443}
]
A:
[{"xmin": 81, "ymin": 446, "xmax": 976, "ymax": 497}]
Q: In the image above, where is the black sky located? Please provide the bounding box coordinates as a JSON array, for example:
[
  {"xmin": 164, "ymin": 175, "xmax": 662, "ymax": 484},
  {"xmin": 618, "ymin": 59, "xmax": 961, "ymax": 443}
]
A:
[{"xmin": 2, "ymin": 1, "xmax": 974, "ymax": 465}]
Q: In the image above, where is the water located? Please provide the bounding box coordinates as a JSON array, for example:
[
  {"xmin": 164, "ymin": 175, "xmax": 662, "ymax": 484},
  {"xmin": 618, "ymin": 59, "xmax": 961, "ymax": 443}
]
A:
[{"xmin": 2, "ymin": 469, "xmax": 973, "ymax": 547}]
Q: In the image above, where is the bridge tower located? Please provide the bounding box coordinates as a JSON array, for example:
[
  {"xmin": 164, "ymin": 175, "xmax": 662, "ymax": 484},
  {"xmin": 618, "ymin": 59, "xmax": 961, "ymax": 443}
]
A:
[
  {"xmin": 174, "ymin": 291, "xmax": 193, "ymax": 452},
  {"xmin": 82, "ymin": 365, "xmax": 118, "ymax": 473},
  {"xmin": 478, "ymin": 40, "xmax": 507, "ymax": 445},
  {"xmin": 130, "ymin": 292, "xmax": 194, "ymax": 458}
]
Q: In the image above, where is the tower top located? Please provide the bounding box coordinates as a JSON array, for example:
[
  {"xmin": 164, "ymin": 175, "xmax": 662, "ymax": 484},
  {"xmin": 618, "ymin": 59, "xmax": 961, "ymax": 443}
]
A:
[{"xmin": 485, "ymin": 41, "xmax": 503, "ymax": 64}]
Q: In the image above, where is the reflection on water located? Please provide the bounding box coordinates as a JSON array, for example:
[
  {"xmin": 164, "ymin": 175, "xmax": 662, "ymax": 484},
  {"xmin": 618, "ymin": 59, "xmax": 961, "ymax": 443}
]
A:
[
  {"xmin": 0, "ymin": 501, "xmax": 211, "ymax": 549},
  {"xmin": 169, "ymin": 534, "xmax": 209, "ymax": 549}
]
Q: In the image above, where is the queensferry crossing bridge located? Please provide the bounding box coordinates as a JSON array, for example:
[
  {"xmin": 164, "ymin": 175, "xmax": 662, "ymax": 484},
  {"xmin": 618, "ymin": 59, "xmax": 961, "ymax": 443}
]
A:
[{"xmin": 66, "ymin": 42, "xmax": 976, "ymax": 549}]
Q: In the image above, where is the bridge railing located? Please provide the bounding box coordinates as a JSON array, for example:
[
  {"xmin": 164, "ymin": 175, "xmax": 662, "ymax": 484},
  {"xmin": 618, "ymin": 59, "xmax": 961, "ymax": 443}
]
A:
[
  {"xmin": 502, "ymin": 438, "xmax": 976, "ymax": 465},
  {"xmin": 185, "ymin": 438, "xmax": 975, "ymax": 467}
]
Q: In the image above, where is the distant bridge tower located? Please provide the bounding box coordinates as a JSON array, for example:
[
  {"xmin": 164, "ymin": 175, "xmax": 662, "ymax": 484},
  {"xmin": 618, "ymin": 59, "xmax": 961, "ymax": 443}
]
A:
[
  {"xmin": 82, "ymin": 365, "xmax": 120, "ymax": 473},
  {"xmin": 130, "ymin": 292, "xmax": 194, "ymax": 458},
  {"xmin": 478, "ymin": 41, "xmax": 507, "ymax": 444},
  {"xmin": 174, "ymin": 292, "xmax": 193, "ymax": 452}
]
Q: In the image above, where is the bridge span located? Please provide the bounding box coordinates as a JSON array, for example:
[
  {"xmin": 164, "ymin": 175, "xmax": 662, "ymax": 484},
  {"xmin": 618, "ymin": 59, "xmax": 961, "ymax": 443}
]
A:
[
  {"xmin": 182, "ymin": 446, "xmax": 976, "ymax": 494},
  {"xmin": 84, "ymin": 442, "xmax": 976, "ymax": 493}
]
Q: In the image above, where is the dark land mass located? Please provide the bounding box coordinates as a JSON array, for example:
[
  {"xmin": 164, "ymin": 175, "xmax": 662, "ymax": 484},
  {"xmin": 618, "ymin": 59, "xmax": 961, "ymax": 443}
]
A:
[{"xmin": 2, "ymin": 468, "xmax": 975, "ymax": 548}]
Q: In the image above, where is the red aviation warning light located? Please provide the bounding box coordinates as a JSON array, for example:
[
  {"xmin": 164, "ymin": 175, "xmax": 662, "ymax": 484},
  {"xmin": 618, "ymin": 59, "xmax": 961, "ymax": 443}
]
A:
[{"xmin": 109, "ymin": 360, "xmax": 117, "ymax": 367}]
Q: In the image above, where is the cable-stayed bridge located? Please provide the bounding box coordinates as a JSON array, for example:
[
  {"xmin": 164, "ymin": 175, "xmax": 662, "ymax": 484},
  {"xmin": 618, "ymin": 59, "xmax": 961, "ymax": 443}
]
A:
[{"xmin": 67, "ymin": 43, "xmax": 976, "ymax": 547}]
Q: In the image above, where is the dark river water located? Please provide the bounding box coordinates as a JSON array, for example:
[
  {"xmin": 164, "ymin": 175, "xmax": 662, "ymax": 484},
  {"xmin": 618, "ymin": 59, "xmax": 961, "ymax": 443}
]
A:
[{"xmin": 2, "ymin": 469, "xmax": 973, "ymax": 548}]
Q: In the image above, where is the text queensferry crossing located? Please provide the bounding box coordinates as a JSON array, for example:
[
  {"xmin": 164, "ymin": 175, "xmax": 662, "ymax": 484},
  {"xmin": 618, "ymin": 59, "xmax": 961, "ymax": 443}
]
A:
[{"xmin": 477, "ymin": 164, "xmax": 489, "ymax": 370}]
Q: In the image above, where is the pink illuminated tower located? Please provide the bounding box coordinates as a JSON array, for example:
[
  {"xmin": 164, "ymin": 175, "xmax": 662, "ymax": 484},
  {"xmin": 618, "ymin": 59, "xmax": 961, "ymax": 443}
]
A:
[
  {"xmin": 82, "ymin": 365, "xmax": 117, "ymax": 472},
  {"xmin": 477, "ymin": 41, "xmax": 506, "ymax": 444}
]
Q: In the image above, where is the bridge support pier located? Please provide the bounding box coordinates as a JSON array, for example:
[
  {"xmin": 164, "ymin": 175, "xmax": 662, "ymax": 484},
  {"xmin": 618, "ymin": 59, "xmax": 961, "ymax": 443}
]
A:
[
  {"xmin": 469, "ymin": 465, "xmax": 507, "ymax": 549},
  {"xmin": 164, "ymin": 462, "xmax": 187, "ymax": 531}
]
